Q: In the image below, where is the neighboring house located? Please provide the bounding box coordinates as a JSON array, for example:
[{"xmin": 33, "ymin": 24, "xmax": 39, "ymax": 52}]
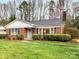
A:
[
  {"xmin": 0, "ymin": 26, "xmax": 6, "ymax": 35},
  {"xmin": 5, "ymin": 18, "xmax": 65, "ymax": 40}
]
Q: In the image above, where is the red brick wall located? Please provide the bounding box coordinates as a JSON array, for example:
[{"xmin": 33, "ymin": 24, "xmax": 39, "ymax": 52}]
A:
[
  {"xmin": 19, "ymin": 28, "xmax": 27, "ymax": 38},
  {"xmin": 7, "ymin": 28, "xmax": 27, "ymax": 40},
  {"xmin": 56, "ymin": 27, "xmax": 64, "ymax": 34},
  {"xmin": 8, "ymin": 35, "xmax": 16, "ymax": 40}
]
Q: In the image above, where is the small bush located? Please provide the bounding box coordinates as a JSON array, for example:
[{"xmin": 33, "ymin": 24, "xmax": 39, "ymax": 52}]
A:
[
  {"xmin": 0, "ymin": 34, "xmax": 6, "ymax": 39},
  {"xmin": 66, "ymin": 28, "xmax": 79, "ymax": 39},
  {"xmin": 16, "ymin": 34, "xmax": 23, "ymax": 40},
  {"xmin": 32, "ymin": 35, "xmax": 41, "ymax": 40},
  {"xmin": 33, "ymin": 34, "xmax": 71, "ymax": 42}
]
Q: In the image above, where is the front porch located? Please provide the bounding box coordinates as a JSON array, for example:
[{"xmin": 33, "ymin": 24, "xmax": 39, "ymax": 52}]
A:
[{"xmin": 33, "ymin": 26, "xmax": 64, "ymax": 35}]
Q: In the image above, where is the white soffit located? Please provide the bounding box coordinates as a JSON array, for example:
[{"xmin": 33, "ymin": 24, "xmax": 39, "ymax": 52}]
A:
[{"xmin": 5, "ymin": 20, "xmax": 33, "ymax": 28}]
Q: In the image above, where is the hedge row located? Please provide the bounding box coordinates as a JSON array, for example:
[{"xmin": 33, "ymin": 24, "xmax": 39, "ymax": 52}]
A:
[{"xmin": 33, "ymin": 34, "xmax": 71, "ymax": 42}]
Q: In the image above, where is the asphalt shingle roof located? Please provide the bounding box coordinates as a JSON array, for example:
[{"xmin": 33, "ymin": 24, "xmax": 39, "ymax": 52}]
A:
[{"xmin": 32, "ymin": 18, "xmax": 65, "ymax": 27}]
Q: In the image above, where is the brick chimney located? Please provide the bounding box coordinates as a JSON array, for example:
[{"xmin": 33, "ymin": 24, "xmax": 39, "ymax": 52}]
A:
[{"xmin": 62, "ymin": 11, "xmax": 66, "ymax": 21}]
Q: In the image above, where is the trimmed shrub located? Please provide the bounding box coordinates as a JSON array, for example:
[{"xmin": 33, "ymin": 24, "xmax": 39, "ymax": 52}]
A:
[
  {"xmin": 66, "ymin": 28, "xmax": 79, "ymax": 39},
  {"xmin": 16, "ymin": 34, "xmax": 23, "ymax": 40},
  {"xmin": 33, "ymin": 34, "xmax": 71, "ymax": 42},
  {"xmin": 0, "ymin": 34, "xmax": 6, "ymax": 39},
  {"xmin": 32, "ymin": 34, "xmax": 41, "ymax": 40}
]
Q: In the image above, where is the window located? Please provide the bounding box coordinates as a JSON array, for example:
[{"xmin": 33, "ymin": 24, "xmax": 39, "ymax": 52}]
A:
[
  {"xmin": 15, "ymin": 28, "xmax": 19, "ymax": 34},
  {"xmin": 51, "ymin": 28, "xmax": 56, "ymax": 34},
  {"xmin": 51, "ymin": 28, "xmax": 54, "ymax": 34},
  {"xmin": 10, "ymin": 28, "xmax": 19, "ymax": 35}
]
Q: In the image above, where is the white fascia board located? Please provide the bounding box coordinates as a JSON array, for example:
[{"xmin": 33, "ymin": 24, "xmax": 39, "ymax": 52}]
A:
[{"xmin": 5, "ymin": 20, "xmax": 33, "ymax": 29}]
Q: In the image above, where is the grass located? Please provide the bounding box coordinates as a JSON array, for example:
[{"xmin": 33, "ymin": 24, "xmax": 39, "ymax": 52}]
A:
[{"xmin": 0, "ymin": 40, "xmax": 79, "ymax": 59}]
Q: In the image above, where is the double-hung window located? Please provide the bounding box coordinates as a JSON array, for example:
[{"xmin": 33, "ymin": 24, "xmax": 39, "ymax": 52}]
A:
[
  {"xmin": 11, "ymin": 28, "xmax": 19, "ymax": 35},
  {"xmin": 51, "ymin": 28, "xmax": 54, "ymax": 34}
]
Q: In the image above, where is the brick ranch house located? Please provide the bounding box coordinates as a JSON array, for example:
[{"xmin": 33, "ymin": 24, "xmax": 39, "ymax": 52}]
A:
[{"xmin": 5, "ymin": 18, "xmax": 65, "ymax": 40}]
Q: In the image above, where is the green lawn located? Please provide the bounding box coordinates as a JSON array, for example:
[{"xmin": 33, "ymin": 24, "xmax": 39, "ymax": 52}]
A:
[{"xmin": 0, "ymin": 40, "xmax": 79, "ymax": 59}]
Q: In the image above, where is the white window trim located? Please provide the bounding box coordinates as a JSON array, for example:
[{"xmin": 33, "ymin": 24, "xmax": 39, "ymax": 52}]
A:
[{"xmin": 10, "ymin": 28, "xmax": 19, "ymax": 35}]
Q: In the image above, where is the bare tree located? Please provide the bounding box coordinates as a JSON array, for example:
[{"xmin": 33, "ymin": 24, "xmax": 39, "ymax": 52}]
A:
[
  {"xmin": 57, "ymin": 0, "xmax": 70, "ymax": 21},
  {"xmin": 31, "ymin": 0, "xmax": 36, "ymax": 21},
  {"xmin": 72, "ymin": 2, "xmax": 79, "ymax": 19},
  {"xmin": 48, "ymin": 0, "xmax": 55, "ymax": 20},
  {"xmin": 42, "ymin": 2, "xmax": 48, "ymax": 19},
  {"xmin": 38, "ymin": 0, "xmax": 43, "ymax": 20}
]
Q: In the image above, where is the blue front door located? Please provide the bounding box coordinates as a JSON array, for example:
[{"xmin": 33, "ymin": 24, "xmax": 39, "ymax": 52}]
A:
[{"xmin": 27, "ymin": 28, "xmax": 32, "ymax": 38}]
